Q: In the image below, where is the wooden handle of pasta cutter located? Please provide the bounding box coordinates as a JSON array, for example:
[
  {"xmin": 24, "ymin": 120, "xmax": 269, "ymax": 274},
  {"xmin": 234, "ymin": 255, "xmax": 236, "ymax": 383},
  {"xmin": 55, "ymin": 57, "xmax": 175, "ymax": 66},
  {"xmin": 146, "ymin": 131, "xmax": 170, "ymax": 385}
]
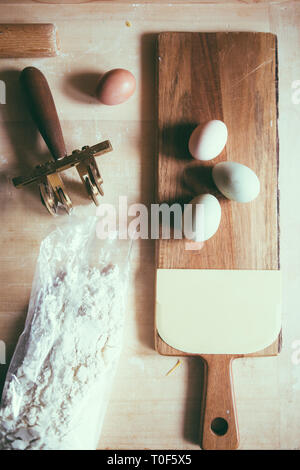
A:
[
  {"xmin": 200, "ymin": 355, "xmax": 239, "ymax": 450},
  {"xmin": 20, "ymin": 66, "xmax": 66, "ymax": 161}
]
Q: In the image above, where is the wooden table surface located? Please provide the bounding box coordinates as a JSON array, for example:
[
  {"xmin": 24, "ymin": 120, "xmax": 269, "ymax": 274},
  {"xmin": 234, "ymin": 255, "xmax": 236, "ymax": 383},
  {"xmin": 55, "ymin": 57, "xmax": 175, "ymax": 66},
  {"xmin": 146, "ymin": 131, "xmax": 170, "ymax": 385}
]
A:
[{"xmin": 0, "ymin": 0, "xmax": 299, "ymax": 450}]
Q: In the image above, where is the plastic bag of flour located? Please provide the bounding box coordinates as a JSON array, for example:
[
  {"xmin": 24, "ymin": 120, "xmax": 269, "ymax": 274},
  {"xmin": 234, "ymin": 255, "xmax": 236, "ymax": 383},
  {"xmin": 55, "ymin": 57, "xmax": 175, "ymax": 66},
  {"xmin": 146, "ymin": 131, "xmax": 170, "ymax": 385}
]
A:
[{"xmin": 0, "ymin": 214, "xmax": 131, "ymax": 450}]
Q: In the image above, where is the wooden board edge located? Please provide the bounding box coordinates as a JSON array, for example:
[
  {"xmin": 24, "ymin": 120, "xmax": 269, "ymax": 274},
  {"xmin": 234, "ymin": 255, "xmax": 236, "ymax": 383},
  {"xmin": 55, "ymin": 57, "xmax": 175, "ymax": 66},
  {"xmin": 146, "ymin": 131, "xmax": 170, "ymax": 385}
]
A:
[
  {"xmin": 155, "ymin": 330, "xmax": 281, "ymax": 358},
  {"xmin": 155, "ymin": 31, "xmax": 281, "ymax": 359}
]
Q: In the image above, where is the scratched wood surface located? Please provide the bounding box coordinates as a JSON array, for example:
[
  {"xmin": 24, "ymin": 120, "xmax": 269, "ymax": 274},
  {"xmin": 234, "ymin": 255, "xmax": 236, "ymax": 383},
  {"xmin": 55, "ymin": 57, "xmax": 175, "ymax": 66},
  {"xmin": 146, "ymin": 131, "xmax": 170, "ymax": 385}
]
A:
[
  {"xmin": 155, "ymin": 31, "xmax": 279, "ymax": 450},
  {"xmin": 157, "ymin": 32, "xmax": 278, "ymax": 271},
  {"xmin": 156, "ymin": 32, "xmax": 279, "ymax": 355},
  {"xmin": 5, "ymin": 0, "xmax": 293, "ymax": 4},
  {"xmin": 0, "ymin": 0, "xmax": 299, "ymax": 451}
]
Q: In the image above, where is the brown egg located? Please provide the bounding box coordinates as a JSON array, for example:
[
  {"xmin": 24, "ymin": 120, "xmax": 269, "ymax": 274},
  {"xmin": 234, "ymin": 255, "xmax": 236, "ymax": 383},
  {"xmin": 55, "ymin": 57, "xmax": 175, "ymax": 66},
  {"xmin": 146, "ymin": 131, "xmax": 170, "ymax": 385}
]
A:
[{"xmin": 95, "ymin": 68, "xmax": 136, "ymax": 105}]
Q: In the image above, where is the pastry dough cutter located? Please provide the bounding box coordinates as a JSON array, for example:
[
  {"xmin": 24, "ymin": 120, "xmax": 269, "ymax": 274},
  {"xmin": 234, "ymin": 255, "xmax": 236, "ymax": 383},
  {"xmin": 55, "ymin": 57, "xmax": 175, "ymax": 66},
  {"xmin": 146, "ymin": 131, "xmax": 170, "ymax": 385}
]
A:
[{"xmin": 12, "ymin": 67, "xmax": 112, "ymax": 215}]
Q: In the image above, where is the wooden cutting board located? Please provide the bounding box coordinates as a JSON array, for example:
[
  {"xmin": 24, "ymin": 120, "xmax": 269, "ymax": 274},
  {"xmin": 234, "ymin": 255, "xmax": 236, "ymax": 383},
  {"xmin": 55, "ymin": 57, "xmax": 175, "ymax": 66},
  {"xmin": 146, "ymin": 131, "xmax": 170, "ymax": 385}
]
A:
[{"xmin": 155, "ymin": 32, "xmax": 280, "ymax": 450}]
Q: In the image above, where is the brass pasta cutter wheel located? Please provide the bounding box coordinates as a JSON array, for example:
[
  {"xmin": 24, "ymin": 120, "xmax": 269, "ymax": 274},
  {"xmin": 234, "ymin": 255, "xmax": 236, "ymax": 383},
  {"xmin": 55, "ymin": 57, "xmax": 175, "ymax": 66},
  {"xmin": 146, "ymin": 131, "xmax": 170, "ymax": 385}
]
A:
[{"xmin": 12, "ymin": 67, "xmax": 113, "ymax": 215}]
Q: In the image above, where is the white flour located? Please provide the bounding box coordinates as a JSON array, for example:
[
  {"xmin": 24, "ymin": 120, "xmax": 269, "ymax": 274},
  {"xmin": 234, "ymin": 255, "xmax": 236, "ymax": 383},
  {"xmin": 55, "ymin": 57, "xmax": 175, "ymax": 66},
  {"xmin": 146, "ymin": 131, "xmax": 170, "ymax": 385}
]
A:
[{"xmin": 0, "ymin": 217, "xmax": 127, "ymax": 450}]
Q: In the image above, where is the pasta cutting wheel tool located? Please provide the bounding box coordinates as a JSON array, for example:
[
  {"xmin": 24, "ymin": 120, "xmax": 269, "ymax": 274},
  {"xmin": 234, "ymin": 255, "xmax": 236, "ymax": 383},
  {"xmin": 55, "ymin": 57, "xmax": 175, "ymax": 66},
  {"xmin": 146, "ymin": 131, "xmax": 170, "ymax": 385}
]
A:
[
  {"xmin": 12, "ymin": 67, "xmax": 112, "ymax": 215},
  {"xmin": 13, "ymin": 140, "xmax": 112, "ymax": 215}
]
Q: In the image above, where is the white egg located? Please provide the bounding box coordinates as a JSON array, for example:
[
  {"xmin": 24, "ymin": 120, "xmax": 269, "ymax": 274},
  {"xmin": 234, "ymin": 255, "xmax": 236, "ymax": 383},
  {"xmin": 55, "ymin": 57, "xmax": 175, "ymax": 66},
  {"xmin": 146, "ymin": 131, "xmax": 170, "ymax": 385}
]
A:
[
  {"xmin": 188, "ymin": 120, "xmax": 228, "ymax": 161},
  {"xmin": 183, "ymin": 194, "xmax": 221, "ymax": 242},
  {"xmin": 212, "ymin": 161, "xmax": 260, "ymax": 203}
]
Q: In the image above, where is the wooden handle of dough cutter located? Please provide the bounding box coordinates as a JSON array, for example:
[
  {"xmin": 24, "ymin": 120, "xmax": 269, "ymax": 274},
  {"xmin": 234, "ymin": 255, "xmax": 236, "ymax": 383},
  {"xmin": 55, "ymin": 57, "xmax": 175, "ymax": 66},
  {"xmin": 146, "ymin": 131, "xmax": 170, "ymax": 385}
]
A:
[
  {"xmin": 20, "ymin": 66, "xmax": 66, "ymax": 161},
  {"xmin": 200, "ymin": 355, "xmax": 239, "ymax": 450}
]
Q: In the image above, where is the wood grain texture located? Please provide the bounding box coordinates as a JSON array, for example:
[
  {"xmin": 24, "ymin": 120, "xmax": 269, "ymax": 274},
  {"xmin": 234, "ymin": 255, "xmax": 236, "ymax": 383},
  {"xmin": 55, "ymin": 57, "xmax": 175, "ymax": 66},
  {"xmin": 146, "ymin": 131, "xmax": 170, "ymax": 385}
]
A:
[
  {"xmin": 156, "ymin": 32, "xmax": 279, "ymax": 359},
  {"xmin": 157, "ymin": 32, "xmax": 278, "ymax": 271},
  {"xmin": 0, "ymin": 24, "xmax": 59, "ymax": 58},
  {"xmin": 156, "ymin": 32, "xmax": 279, "ymax": 449},
  {"xmin": 200, "ymin": 355, "xmax": 238, "ymax": 450},
  {"xmin": 0, "ymin": 0, "xmax": 296, "ymax": 450},
  {"xmin": 15, "ymin": 0, "xmax": 293, "ymax": 4}
]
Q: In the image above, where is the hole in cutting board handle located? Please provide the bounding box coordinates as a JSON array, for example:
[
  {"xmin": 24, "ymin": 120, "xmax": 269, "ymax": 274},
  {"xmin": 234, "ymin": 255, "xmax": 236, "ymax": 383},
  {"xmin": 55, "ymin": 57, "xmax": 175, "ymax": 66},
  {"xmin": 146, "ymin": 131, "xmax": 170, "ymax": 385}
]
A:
[{"xmin": 210, "ymin": 417, "xmax": 228, "ymax": 436}]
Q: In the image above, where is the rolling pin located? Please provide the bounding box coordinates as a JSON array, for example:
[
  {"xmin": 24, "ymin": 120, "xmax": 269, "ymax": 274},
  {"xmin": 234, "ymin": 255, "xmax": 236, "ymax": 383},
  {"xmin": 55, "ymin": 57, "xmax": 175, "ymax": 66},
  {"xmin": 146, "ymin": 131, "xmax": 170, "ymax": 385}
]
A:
[{"xmin": 0, "ymin": 24, "xmax": 59, "ymax": 58}]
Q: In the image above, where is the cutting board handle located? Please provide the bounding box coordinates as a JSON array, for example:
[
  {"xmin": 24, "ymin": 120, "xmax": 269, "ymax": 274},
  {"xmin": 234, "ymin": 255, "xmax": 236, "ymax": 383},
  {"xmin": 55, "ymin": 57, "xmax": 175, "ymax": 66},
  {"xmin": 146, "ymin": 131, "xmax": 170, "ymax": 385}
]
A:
[
  {"xmin": 20, "ymin": 66, "xmax": 67, "ymax": 161},
  {"xmin": 200, "ymin": 355, "xmax": 239, "ymax": 450}
]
